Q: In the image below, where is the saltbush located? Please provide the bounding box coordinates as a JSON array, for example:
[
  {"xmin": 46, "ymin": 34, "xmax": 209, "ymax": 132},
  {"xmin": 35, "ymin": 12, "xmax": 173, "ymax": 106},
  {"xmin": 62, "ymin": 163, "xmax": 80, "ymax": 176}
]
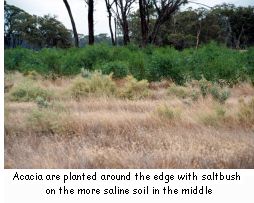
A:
[
  {"xmin": 9, "ymin": 80, "xmax": 53, "ymax": 102},
  {"xmin": 156, "ymin": 104, "xmax": 180, "ymax": 120},
  {"xmin": 70, "ymin": 71, "xmax": 116, "ymax": 99},
  {"xmin": 210, "ymin": 85, "xmax": 231, "ymax": 104},
  {"xmin": 119, "ymin": 75, "xmax": 149, "ymax": 100}
]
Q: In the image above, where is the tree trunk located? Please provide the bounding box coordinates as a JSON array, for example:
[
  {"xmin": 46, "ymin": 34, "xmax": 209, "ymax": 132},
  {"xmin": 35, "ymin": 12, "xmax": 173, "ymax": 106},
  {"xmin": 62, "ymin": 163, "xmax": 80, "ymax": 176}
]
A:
[
  {"xmin": 109, "ymin": 13, "xmax": 116, "ymax": 45},
  {"xmin": 196, "ymin": 22, "xmax": 201, "ymax": 49},
  {"xmin": 105, "ymin": 0, "xmax": 115, "ymax": 46},
  {"xmin": 88, "ymin": 0, "xmax": 94, "ymax": 45},
  {"xmin": 236, "ymin": 25, "xmax": 244, "ymax": 49},
  {"xmin": 63, "ymin": 0, "xmax": 79, "ymax": 47},
  {"xmin": 139, "ymin": 0, "xmax": 148, "ymax": 47},
  {"xmin": 114, "ymin": 18, "xmax": 117, "ymax": 45},
  {"xmin": 149, "ymin": 19, "xmax": 162, "ymax": 44},
  {"xmin": 122, "ymin": 18, "xmax": 130, "ymax": 45}
]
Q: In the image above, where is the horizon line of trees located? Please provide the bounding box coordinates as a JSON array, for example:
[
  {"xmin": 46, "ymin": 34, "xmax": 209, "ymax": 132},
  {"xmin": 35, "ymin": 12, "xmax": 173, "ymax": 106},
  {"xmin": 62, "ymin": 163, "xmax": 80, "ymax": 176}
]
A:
[{"xmin": 4, "ymin": 0, "xmax": 254, "ymax": 49}]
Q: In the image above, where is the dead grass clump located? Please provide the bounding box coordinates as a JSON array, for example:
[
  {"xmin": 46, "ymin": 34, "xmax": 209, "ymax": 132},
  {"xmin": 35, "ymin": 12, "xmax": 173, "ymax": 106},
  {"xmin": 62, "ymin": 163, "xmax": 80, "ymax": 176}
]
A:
[
  {"xmin": 118, "ymin": 76, "xmax": 149, "ymax": 100},
  {"xmin": 70, "ymin": 71, "xmax": 117, "ymax": 99},
  {"xmin": 238, "ymin": 97, "xmax": 254, "ymax": 127},
  {"xmin": 9, "ymin": 79, "xmax": 53, "ymax": 102}
]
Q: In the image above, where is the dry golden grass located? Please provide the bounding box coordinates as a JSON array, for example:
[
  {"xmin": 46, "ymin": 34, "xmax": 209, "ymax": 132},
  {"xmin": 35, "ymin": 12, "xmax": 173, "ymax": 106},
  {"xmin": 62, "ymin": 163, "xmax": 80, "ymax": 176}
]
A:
[{"xmin": 4, "ymin": 73, "xmax": 254, "ymax": 169}]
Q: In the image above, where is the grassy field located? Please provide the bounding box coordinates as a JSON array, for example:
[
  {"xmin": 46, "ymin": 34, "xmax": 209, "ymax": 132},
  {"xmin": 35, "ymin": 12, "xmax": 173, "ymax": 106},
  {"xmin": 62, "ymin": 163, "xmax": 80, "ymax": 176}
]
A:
[{"xmin": 4, "ymin": 72, "xmax": 254, "ymax": 168}]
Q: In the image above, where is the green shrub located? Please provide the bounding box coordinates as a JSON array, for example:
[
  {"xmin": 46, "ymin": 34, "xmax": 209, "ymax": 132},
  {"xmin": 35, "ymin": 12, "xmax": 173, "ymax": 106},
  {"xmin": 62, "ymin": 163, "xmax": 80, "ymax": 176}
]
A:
[
  {"xmin": 146, "ymin": 49, "xmax": 185, "ymax": 84},
  {"xmin": 9, "ymin": 80, "xmax": 53, "ymax": 102},
  {"xmin": 39, "ymin": 48, "xmax": 63, "ymax": 75},
  {"xmin": 185, "ymin": 42, "xmax": 247, "ymax": 85},
  {"xmin": 4, "ymin": 43, "xmax": 252, "ymax": 84},
  {"xmin": 36, "ymin": 96, "xmax": 50, "ymax": 108},
  {"xmin": 128, "ymin": 53, "xmax": 146, "ymax": 80},
  {"xmin": 210, "ymin": 85, "xmax": 231, "ymax": 104},
  {"xmin": 101, "ymin": 61, "xmax": 129, "ymax": 78},
  {"xmin": 119, "ymin": 75, "xmax": 149, "ymax": 100},
  {"xmin": 78, "ymin": 44, "xmax": 111, "ymax": 70},
  {"xmin": 199, "ymin": 76, "xmax": 211, "ymax": 97},
  {"xmin": 190, "ymin": 90, "xmax": 200, "ymax": 101},
  {"xmin": 4, "ymin": 48, "xmax": 33, "ymax": 71}
]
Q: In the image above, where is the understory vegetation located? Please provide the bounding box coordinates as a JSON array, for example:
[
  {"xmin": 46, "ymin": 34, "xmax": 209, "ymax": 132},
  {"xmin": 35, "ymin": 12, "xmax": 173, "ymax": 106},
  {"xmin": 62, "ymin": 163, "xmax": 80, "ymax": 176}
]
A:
[
  {"xmin": 4, "ymin": 71, "xmax": 254, "ymax": 168},
  {"xmin": 5, "ymin": 43, "xmax": 254, "ymax": 85}
]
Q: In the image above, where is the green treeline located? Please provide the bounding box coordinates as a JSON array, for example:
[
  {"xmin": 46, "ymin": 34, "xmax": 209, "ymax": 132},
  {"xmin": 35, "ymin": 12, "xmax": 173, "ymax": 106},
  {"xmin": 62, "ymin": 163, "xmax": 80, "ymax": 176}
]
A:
[
  {"xmin": 5, "ymin": 43, "xmax": 254, "ymax": 85},
  {"xmin": 4, "ymin": 1, "xmax": 254, "ymax": 49}
]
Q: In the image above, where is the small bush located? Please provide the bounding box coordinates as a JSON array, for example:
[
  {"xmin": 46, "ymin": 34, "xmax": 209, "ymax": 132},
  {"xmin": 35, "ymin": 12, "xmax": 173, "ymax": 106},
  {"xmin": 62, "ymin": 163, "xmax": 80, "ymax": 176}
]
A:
[
  {"xmin": 190, "ymin": 90, "xmax": 200, "ymax": 101},
  {"xmin": 199, "ymin": 76, "xmax": 211, "ymax": 97},
  {"xmin": 128, "ymin": 53, "xmax": 146, "ymax": 80},
  {"xmin": 119, "ymin": 75, "xmax": 149, "ymax": 100},
  {"xmin": 81, "ymin": 68, "xmax": 92, "ymax": 78},
  {"xmin": 23, "ymin": 70, "xmax": 40, "ymax": 80},
  {"xmin": 9, "ymin": 80, "xmax": 53, "ymax": 102},
  {"xmin": 199, "ymin": 106, "xmax": 226, "ymax": 126},
  {"xmin": 146, "ymin": 49, "xmax": 185, "ymax": 84},
  {"xmin": 101, "ymin": 61, "xmax": 129, "ymax": 78},
  {"xmin": 238, "ymin": 98, "xmax": 254, "ymax": 127},
  {"xmin": 70, "ymin": 78, "xmax": 90, "ymax": 99},
  {"xmin": 70, "ymin": 71, "xmax": 116, "ymax": 99},
  {"xmin": 210, "ymin": 85, "xmax": 231, "ymax": 104},
  {"xmin": 156, "ymin": 104, "xmax": 180, "ymax": 120},
  {"xmin": 4, "ymin": 48, "xmax": 33, "ymax": 71},
  {"xmin": 167, "ymin": 84, "xmax": 189, "ymax": 99},
  {"xmin": 39, "ymin": 48, "xmax": 63, "ymax": 75},
  {"xmin": 36, "ymin": 96, "xmax": 50, "ymax": 108},
  {"xmin": 27, "ymin": 109, "xmax": 59, "ymax": 132}
]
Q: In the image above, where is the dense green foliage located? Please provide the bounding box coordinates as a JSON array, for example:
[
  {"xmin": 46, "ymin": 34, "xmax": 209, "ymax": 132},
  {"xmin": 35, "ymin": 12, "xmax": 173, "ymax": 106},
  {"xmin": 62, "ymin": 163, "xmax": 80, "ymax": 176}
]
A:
[
  {"xmin": 4, "ymin": 2, "xmax": 71, "ymax": 49},
  {"xmin": 4, "ymin": 43, "xmax": 254, "ymax": 84},
  {"xmin": 130, "ymin": 4, "xmax": 254, "ymax": 49}
]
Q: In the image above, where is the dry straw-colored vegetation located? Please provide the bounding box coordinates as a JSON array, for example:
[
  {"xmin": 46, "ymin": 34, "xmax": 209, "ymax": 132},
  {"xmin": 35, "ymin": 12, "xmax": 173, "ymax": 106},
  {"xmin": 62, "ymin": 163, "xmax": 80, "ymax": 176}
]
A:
[{"xmin": 4, "ymin": 72, "xmax": 254, "ymax": 169}]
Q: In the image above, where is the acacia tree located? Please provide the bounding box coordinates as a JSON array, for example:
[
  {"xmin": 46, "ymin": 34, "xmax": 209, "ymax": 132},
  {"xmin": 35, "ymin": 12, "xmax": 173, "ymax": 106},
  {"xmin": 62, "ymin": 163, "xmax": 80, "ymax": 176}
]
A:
[
  {"xmin": 63, "ymin": 0, "xmax": 79, "ymax": 47},
  {"xmin": 114, "ymin": 0, "xmax": 135, "ymax": 45},
  {"xmin": 146, "ymin": 0, "xmax": 187, "ymax": 44},
  {"xmin": 85, "ymin": 0, "xmax": 94, "ymax": 45},
  {"xmin": 105, "ymin": 0, "xmax": 116, "ymax": 45}
]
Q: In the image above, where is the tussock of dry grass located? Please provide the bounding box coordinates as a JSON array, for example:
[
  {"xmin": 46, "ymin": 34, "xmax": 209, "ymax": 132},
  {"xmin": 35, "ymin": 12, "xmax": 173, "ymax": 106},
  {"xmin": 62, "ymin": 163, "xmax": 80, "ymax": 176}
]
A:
[{"xmin": 4, "ymin": 73, "xmax": 254, "ymax": 169}]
